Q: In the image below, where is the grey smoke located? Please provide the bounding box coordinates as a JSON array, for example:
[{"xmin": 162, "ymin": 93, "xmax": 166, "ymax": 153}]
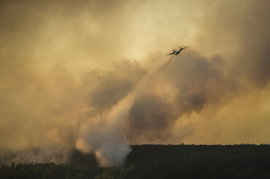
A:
[
  {"xmin": 84, "ymin": 60, "xmax": 146, "ymax": 113},
  {"xmin": 126, "ymin": 94, "xmax": 172, "ymax": 142},
  {"xmin": 124, "ymin": 50, "xmax": 237, "ymax": 143}
]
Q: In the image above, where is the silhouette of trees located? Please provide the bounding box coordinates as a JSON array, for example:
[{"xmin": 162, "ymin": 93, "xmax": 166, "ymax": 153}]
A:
[
  {"xmin": 1, "ymin": 145, "xmax": 270, "ymax": 179},
  {"xmin": 125, "ymin": 144, "xmax": 270, "ymax": 179}
]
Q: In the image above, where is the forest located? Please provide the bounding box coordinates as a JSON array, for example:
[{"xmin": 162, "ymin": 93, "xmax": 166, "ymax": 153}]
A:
[{"xmin": 1, "ymin": 144, "xmax": 270, "ymax": 179}]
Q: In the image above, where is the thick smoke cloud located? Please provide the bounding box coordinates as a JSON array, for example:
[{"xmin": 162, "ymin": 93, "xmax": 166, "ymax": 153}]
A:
[
  {"xmin": 194, "ymin": 0, "xmax": 270, "ymax": 87},
  {"xmin": 125, "ymin": 50, "xmax": 237, "ymax": 143},
  {"xmin": 126, "ymin": 94, "xmax": 172, "ymax": 142},
  {"xmin": 0, "ymin": 0, "xmax": 270, "ymax": 166},
  {"xmin": 84, "ymin": 60, "xmax": 145, "ymax": 113}
]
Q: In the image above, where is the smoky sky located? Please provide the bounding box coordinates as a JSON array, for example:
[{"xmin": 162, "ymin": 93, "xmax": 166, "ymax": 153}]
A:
[
  {"xmin": 195, "ymin": 0, "xmax": 270, "ymax": 87},
  {"xmin": 0, "ymin": 0, "xmax": 270, "ymax": 165},
  {"xmin": 84, "ymin": 60, "xmax": 146, "ymax": 112},
  {"xmin": 125, "ymin": 50, "xmax": 237, "ymax": 143}
]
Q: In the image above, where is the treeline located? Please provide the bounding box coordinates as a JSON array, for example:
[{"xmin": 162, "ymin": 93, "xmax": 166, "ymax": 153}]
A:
[
  {"xmin": 0, "ymin": 163, "xmax": 102, "ymax": 179},
  {"xmin": 125, "ymin": 144, "xmax": 270, "ymax": 179},
  {"xmin": 1, "ymin": 144, "xmax": 270, "ymax": 179}
]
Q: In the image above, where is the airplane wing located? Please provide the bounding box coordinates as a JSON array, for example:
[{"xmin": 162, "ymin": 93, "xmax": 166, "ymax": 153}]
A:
[
  {"xmin": 182, "ymin": 46, "xmax": 188, "ymax": 49},
  {"xmin": 166, "ymin": 52, "xmax": 175, "ymax": 56}
]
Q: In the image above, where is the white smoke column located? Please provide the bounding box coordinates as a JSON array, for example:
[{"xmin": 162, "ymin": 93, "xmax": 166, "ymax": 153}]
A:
[{"xmin": 76, "ymin": 56, "xmax": 174, "ymax": 166}]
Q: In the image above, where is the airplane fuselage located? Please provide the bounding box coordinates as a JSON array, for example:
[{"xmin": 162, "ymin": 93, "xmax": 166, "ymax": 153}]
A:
[{"xmin": 174, "ymin": 49, "xmax": 183, "ymax": 55}]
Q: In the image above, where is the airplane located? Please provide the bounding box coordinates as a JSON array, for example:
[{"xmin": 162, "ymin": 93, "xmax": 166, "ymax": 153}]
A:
[
  {"xmin": 167, "ymin": 46, "xmax": 188, "ymax": 56},
  {"xmin": 167, "ymin": 49, "xmax": 177, "ymax": 56}
]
